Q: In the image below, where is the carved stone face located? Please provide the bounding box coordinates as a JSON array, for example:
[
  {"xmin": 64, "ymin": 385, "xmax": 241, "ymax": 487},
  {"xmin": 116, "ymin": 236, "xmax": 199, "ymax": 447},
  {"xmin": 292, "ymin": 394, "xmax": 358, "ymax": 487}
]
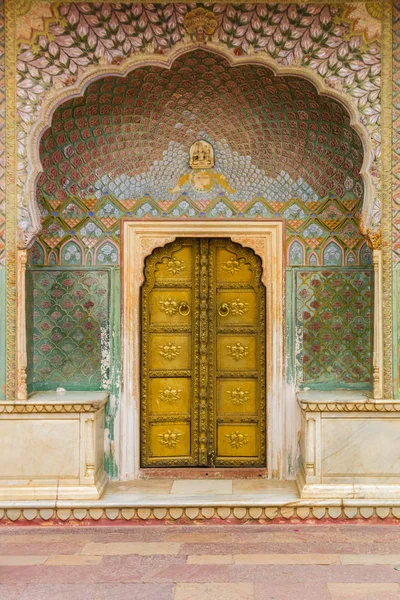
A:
[{"xmin": 189, "ymin": 140, "xmax": 214, "ymax": 169}]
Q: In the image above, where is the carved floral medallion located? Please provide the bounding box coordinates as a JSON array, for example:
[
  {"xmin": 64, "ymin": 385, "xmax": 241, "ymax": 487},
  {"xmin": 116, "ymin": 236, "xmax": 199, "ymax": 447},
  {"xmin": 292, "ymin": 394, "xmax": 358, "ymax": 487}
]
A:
[
  {"xmin": 159, "ymin": 297, "xmax": 179, "ymax": 316},
  {"xmin": 227, "ymin": 387, "xmax": 250, "ymax": 406},
  {"xmin": 163, "ymin": 257, "xmax": 185, "ymax": 275},
  {"xmin": 159, "ymin": 342, "xmax": 182, "ymax": 361},
  {"xmin": 226, "ymin": 342, "xmax": 249, "ymax": 361},
  {"xmin": 229, "ymin": 298, "xmax": 249, "ymax": 317},
  {"xmin": 158, "ymin": 387, "xmax": 182, "ymax": 405},
  {"xmin": 225, "ymin": 431, "xmax": 249, "ymax": 449},
  {"xmin": 222, "ymin": 258, "xmax": 243, "ymax": 275},
  {"xmin": 158, "ymin": 429, "xmax": 182, "ymax": 448}
]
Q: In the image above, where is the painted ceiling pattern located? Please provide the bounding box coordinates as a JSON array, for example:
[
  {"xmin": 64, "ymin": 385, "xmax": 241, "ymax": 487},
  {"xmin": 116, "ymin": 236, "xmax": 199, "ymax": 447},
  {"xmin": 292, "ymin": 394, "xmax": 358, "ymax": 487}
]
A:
[
  {"xmin": 15, "ymin": 2, "xmax": 381, "ymax": 237},
  {"xmin": 32, "ymin": 49, "xmax": 369, "ymax": 267},
  {"xmin": 393, "ymin": 3, "xmax": 400, "ymax": 265}
]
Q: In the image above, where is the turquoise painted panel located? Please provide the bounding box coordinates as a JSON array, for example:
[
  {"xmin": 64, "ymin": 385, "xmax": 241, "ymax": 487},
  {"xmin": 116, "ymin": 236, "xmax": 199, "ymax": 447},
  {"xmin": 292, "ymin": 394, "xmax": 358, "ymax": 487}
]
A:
[
  {"xmin": 26, "ymin": 270, "xmax": 34, "ymax": 392},
  {"xmin": 295, "ymin": 267, "xmax": 373, "ymax": 389},
  {"xmin": 26, "ymin": 268, "xmax": 110, "ymax": 391},
  {"xmin": 0, "ymin": 267, "xmax": 5, "ymax": 400}
]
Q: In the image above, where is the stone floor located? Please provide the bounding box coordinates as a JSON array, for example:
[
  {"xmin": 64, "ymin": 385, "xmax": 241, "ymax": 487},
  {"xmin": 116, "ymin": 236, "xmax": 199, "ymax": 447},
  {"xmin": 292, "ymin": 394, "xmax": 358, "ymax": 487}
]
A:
[{"xmin": 2, "ymin": 525, "xmax": 400, "ymax": 599}]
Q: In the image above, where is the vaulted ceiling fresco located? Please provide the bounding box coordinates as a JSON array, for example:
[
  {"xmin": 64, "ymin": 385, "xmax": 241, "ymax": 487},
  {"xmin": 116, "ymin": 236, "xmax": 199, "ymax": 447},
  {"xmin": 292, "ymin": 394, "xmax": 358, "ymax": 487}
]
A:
[
  {"xmin": 15, "ymin": 2, "xmax": 381, "ymax": 247},
  {"xmin": 33, "ymin": 49, "xmax": 369, "ymax": 267}
]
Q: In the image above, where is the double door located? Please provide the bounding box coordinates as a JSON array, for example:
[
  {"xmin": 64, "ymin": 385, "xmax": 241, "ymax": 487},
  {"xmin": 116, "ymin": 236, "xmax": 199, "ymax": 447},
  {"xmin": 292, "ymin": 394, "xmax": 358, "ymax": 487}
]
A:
[{"xmin": 140, "ymin": 238, "xmax": 266, "ymax": 467}]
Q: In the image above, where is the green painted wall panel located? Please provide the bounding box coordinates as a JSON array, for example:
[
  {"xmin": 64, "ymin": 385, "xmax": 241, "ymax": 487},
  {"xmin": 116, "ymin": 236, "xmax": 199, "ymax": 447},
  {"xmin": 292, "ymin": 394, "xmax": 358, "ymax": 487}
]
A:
[
  {"xmin": 393, "ymin": 268, "xmax": 400, "ymax": 398},
  {"xmin": 294, "ymin": 267, "xmax": 373, "ymax": 390},
  {"xmin": 26, "ymin": 267, "xmax": 111, "ymax": 391},
  {"xmin": 0, "ymin": 267, "xmax": 5, "ymax": 400}
]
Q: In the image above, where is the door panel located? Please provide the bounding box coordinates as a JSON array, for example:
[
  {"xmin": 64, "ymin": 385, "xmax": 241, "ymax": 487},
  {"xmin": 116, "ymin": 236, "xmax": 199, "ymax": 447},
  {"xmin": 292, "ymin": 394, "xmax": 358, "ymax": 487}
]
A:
[
  {"xmin": 216, "ymin": 247, "xmax": 254, "ymax": 283},
  {"xmin": 217, "ymin": 335, "xmax": 257, "ymax": 372},
  {"xmin": 141, "ymin": 239, "xmax": 199, "ymax": 467},
  {"xmin": 216, "ymin": 290, "xmax": 257, "ymax": 326},
  {"xmin": 210, "ymin": 239, "xmax": 266, "ymax": 467},
  {"xmin": 149, "ymin": 378, "xmax": 191, "ymax": 414},
  {"xmin": 140, "ymin": 237, "xmax": 266, "ymax": 468},
  {"xmin": 153, "ymin": 245, "xmax": 193, "ymax": 282},
  {"xmin": 149, "ymin": 334, "xmax": 192, "ymax": 371},
  {"xmin": 218, "ymin": 379, "xmax": 257, "ymax": 415},
  {"xmin": 150, "ymin": 290, "xmax": 192, "ymax": 326},
  {"xmin": 150, "ymin": 423, "xmax": 191, "ymax": 458},
  {"xmin": 217, "ymin": 424, "xmax": 259, "ymax": 458}
]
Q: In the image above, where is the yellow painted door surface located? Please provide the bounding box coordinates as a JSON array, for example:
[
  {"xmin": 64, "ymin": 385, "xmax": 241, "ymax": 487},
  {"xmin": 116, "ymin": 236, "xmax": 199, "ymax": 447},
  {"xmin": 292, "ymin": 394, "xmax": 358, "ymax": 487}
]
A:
[
  {"xmin": 141, "ymin": 240, "xmax": 198, "ymax": 466},
  {"xmin": 140, "ymin": 238, "xmax": 266, "ymax": 467},
  {"xmin": 209, "ymin": 240, "xmax": 266, "ymax": 466}
]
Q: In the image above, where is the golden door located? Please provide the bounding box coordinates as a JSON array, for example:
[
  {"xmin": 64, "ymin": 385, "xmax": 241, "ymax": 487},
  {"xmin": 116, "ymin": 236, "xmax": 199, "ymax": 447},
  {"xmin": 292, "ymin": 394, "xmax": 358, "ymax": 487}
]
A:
[{"xmin": 140, "ymin": 238, "xmax": 266, "ymax": 468}]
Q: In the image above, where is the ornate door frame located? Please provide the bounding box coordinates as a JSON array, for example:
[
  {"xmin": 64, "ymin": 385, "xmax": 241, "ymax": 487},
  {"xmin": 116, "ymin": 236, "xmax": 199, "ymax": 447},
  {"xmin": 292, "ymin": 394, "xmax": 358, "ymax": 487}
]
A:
[{"xmin": 121, "ymin": 220, "xmax": 284, "ymax": 479}]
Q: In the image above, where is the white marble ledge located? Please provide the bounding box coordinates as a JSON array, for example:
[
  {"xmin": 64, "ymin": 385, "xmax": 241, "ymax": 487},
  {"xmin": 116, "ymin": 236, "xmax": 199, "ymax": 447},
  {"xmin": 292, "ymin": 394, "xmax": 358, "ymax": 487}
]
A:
[
  {"xmin": 5, "ymin": 497, "xmax": 400, "ymax": 510},
  {"xmin": 298, "ymin": 390, "xmax": 400, "ymax": 413},
  {"xmin": 0, "ymin": 391, "xmax": 109, "ymax": 414}
]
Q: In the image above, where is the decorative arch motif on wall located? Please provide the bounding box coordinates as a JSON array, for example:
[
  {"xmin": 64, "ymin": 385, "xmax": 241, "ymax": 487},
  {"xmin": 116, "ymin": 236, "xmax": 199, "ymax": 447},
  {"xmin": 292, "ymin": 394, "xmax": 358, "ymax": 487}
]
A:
[
  {"xmin": 346, "ymin": 251, "xmax": 356, "ymax": 266},
  {"xmin": 25, "ymin": 44, "xmax": 374, "ymax": 265},
  {"xmin": 61, "ymin": 240, "xmax": 83, "ymax": 266},
  {"xmin": 95, "ymin": 241, "xmax": 119, "ymax": 266},
  {"xmin": 322, "ymin": 240, "xmax": 344, "ymax": 266},
  {"xmin": 288, "ymin": 240, "xmax": 304, "ymax": 266}
]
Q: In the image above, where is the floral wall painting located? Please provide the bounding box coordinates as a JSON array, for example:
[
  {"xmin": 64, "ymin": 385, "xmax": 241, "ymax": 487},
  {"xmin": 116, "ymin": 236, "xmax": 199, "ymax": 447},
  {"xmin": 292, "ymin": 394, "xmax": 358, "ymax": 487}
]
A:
[
  {"xmin": 61, "ymin": 240, "xmax": 82, "ymax": 266},
  {"xmin": 323, "ymin": 241, "xmax": 343, "ymax": 266},
  {"xmin": 296, "ymin": 269, "xmax": 373, "ymax": 389},
  {"xmin": 26, "ymin": 269, "xmax": 110, "ymax": 391},
  {"xmin": 288, "ymin": 241, "xmax": 304, "ymax": 266},
  {"xmin": 15, "ymin": 2, "xmax": 381, "ymax": 256}
]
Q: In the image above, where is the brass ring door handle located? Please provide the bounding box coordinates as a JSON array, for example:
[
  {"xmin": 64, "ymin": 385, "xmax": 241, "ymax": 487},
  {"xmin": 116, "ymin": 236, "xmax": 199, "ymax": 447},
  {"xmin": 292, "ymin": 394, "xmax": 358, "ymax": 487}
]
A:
[
  {"xmin": 179, "ymin": 301, "xmax": 190, "ymax": 316},
  {"xmin": 218, "ymin": 303, "xmax": 230, "ymax": 317}
]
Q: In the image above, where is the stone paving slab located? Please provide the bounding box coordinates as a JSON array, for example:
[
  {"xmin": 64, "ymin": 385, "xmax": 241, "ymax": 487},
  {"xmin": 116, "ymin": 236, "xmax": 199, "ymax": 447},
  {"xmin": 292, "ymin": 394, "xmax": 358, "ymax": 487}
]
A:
[{"xmin": 1, "ymin": 525, "xmax": 400, "ymax": 598}]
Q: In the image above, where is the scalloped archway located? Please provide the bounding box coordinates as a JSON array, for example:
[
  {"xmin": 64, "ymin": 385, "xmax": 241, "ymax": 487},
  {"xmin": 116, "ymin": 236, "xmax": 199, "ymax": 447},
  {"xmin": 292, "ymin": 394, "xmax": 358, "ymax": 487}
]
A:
[{"xmin": 25, "ymin": 44, "xmax": 374, "ymax": 259}]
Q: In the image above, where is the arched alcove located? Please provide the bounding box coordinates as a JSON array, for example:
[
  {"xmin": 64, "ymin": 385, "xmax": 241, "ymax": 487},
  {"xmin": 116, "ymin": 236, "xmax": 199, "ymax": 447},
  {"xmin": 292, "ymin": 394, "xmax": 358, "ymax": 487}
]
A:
[
  {"xmin": 32, "ymin": 49, "xmax": 367, "ymax": 267},
  {"xmin": 24, "ymin": 48, "xmax": 375, "ymax": 479}
]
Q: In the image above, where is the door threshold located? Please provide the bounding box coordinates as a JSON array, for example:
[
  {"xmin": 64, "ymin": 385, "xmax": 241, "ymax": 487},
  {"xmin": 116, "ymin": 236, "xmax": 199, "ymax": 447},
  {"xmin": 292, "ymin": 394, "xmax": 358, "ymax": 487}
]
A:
[{"xmin": 139, "ymin": 467, "xmax": 267, "ymax": 480}]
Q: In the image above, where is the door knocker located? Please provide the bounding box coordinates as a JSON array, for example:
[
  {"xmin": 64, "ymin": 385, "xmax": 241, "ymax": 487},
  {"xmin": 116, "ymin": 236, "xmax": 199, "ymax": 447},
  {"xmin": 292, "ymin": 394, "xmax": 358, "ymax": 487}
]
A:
[
  {"xmin": 179, "ymin": 301, "xmax": 191, "ymax": 316},
  {"xmin": 218, "ymin": 302, "xmax": 230, "ymax": 317}
]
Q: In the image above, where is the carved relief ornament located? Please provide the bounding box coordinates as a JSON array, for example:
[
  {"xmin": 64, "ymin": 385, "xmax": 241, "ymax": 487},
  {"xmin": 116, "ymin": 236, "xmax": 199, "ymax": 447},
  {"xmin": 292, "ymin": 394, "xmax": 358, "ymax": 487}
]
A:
[
  {"xmin": 359, "ymin": 220, "xmax": 382, "ymax": 250},
  {"xmin": 189, "ymin": 140, "xmax": 215, "ymax": 169},
  {"xmin": 183, "ymin": 8, "xmax": 218, "ymax": 43}
]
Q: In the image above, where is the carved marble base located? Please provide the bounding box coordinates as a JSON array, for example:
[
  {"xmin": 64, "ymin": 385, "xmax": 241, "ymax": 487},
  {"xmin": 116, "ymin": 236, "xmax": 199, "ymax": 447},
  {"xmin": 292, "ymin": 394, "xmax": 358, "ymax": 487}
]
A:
[
  {"xmin": 0, "ymin": 392, "xmax": 108, "ymax": 501},
  {"xmin": 297, "ymin": 391, "xmax": 400, "ymax": 500}
]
